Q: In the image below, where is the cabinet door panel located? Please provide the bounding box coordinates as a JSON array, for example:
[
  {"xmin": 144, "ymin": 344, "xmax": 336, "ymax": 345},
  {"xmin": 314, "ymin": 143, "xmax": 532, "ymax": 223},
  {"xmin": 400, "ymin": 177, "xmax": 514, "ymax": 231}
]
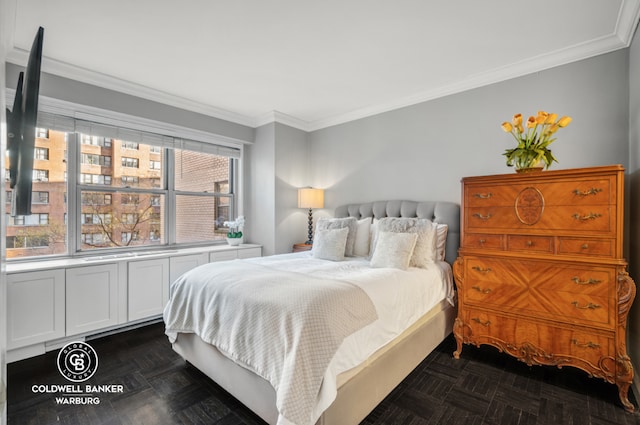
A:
[
  {"xmin": 66, "ymin": 264, "xmax": 118, "ymax": 335},
  {"xmin": 238, "ymin": 247, "xmax": 262, "ymax": 259},
  {"xmin": 7, "ymin": 270, "xmax": 65, "ymax": 349},
  {"xmin": 170, "ymin": 253, "xmax": 208, "ymax": 284},
  {"xmin": 128, "ymin": 258, "xmax": 169, "ymax": 321},
  {"xmin": 210, "ymin": 250, "xmax": 238, "ymax": 262}
]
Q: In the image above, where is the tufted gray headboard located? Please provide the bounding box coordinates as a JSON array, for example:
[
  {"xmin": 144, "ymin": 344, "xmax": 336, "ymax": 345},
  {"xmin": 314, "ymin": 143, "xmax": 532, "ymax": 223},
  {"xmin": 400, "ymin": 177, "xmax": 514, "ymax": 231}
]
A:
[{"xmin": 334, "ymin": 200, "xmax": 460, "ymax": 266}]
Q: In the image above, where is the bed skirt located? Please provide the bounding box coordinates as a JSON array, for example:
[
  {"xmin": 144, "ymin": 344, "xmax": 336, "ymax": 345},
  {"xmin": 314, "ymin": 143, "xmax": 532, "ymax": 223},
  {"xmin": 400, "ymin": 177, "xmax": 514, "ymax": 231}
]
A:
[{"xmin": 172, "ymin": 299, "xmax": 456, "ymax": 425}]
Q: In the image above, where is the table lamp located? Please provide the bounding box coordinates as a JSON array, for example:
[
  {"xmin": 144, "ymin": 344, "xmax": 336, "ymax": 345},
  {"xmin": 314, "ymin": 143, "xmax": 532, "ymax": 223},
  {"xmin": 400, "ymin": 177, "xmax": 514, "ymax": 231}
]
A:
[{"xmin": 298, "ymin": 188, "xmax": 324, "ymax": 244}]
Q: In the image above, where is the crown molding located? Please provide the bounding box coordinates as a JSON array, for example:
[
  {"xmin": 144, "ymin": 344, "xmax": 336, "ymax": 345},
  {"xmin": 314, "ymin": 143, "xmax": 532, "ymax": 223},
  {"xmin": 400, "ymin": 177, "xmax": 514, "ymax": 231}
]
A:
[
  {"xmin": 255, "ymin": 111, "xmax": 310, "ymax": 131},
  {"xmin": 308, "ymin": 10, "xmax": 640, "ymax": 131},
  {"xmin": 5, "ymin": 0, "xmax": 640, "ymax": 134},
  {"xmin": 5, "ymin": 49, "xmax": 258, "ymax": 129}
]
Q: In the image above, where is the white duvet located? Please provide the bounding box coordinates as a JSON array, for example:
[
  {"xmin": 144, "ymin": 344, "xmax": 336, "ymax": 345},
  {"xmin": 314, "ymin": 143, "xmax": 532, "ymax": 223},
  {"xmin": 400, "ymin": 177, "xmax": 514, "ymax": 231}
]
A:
[{"xmin": 164, "ymin": 252, "xmax": 454, "ymax": 425}]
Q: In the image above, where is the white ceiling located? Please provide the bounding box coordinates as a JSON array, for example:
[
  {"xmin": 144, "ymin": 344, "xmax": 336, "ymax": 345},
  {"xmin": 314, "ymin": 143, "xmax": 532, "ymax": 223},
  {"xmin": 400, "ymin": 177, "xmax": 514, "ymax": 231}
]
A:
[{"xmin": 5, "ymin": 0, "xmax": 640, "ymax": 131}]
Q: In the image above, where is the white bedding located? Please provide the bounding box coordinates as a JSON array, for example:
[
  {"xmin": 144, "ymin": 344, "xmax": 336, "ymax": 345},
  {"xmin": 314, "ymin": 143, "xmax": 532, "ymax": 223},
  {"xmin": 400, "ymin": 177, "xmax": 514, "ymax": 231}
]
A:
[{"xmin": 164, "ymin": 251, "xmax": 454, "ymax": 425}]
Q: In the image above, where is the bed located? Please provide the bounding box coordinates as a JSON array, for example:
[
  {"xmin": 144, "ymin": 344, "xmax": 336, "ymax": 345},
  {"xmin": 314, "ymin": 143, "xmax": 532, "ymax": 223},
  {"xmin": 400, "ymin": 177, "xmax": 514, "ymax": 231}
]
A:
[{"xmin": 164, "ymin": 200, "xmax": 460, "ymax": 425}]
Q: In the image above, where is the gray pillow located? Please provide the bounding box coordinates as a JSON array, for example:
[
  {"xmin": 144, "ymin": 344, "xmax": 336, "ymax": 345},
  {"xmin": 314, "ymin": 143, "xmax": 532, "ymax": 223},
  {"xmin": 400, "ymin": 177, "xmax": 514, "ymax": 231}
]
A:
[
  {"xmin": 312, "ymin": 227, "xmax": 349, "ymax": 261},
  {"xmin": 316, "ymin": 217, "xmax": 358, "ymax": 256}
]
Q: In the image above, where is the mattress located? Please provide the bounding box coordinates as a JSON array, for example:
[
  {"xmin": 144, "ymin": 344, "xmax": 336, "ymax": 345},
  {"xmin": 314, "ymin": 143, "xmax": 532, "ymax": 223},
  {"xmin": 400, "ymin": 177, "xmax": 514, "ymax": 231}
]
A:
[{"xmin": 164, "ymin": 252, "xmax": 454, "ymax": 425}]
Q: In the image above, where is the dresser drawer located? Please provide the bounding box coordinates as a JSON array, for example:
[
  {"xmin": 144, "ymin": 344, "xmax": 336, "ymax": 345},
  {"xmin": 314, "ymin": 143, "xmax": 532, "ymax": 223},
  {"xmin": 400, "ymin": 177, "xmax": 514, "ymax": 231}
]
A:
[
  {"xmin": 459, "ymin": 308, "xmax": 614, "ymax": 366},
  {"xmin": 462, "ymin": 257, "xmax": 614, "ymax": 328},
  {"xmin": 465, "ymin": 185, "xmax": 520, "ymax": 207},
  {"xmin": 532, "ymin": 265, "xmax": 613, "ymax": 296},
  {"xmin": 507, "ymin": 235, "xmax": 553, "ymax": 254},
  {"xmin": 463, "ymin": 234, "xmax": 502, "ymax": 250},
  {"xmin": 558, "ymin": 238, "xmax": 614, "ymax": 258},
  {"xmin": 541, "ymin": 178, "xmax": 614, "ymax": 206},
  {"xmin": 466, "ymin": 205, "xmax": 614, "ymax": 235},
  {"xmin": 464, "ymin": 178, "xmax": 614, "ymax": 208}
]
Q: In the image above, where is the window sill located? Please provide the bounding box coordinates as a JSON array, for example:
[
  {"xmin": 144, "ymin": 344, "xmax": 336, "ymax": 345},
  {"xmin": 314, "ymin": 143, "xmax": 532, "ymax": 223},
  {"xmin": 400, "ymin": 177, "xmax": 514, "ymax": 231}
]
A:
[{"xmin": 6, "ymin": 243, "xmax": 261, "ymax": 274}]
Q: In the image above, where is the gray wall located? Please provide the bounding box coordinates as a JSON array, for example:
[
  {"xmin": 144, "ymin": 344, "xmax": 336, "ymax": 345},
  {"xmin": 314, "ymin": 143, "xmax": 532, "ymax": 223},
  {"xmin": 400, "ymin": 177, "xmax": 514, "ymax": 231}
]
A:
[
  {"xmin": 308, "ymin": 49, "xmax": 630, "ymax": 209},
  {"xmin": 245, "ymin": 123, "xmax": 276, "ymax": 255},
  {"xmin": 306, "ymin": 47, "xmax": 637, "ymax": 387},
  {"xmin": 628, "ymin": 22, "xmax": 640, "ymax": 395},
  {"xmin": 245, "ymin": 122, "xmax": 309, "ymax": 256}
]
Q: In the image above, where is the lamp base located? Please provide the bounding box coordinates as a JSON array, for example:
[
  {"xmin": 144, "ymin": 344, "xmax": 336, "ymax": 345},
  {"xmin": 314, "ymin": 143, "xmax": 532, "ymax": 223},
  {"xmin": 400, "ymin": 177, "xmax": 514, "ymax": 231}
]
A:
[{"xmin": 307, "ymin": 208, "xmax": 314, "ymax": 245}]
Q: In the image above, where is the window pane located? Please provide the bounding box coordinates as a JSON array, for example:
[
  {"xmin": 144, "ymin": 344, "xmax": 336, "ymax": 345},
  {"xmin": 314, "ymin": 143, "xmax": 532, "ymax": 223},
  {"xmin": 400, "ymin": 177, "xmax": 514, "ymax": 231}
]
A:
[
  {"xmin": 175, "ymin": 195, "xmax": 230, "ymax": 243},
  {"xmin": 80, "ymin": 191, "xmax": 165, "ymax": 250},
  {"xmin": 174, "ymin": 150, "xmax": 230, "ymax": 193},
  {"xmin": 5, "ymin": 129, "xmax": 68, "ymax": 259},
  {"xmin": 79, "ymin": 136, "xmax": 164, "ymax": 189}
]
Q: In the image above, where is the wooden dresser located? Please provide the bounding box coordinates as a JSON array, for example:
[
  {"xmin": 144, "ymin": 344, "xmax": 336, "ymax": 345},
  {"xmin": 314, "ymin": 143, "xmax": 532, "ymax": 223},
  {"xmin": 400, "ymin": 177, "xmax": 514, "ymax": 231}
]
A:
[{"xmin": 452, "ymin": 165, "xmax": 636, "ymax": 412}]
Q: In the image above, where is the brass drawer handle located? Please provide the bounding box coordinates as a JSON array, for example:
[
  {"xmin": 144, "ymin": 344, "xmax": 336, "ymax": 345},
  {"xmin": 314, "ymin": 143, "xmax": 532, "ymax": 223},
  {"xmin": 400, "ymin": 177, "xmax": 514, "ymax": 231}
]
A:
[
  {"xmin": 581, "ymin": 244, "xmax": 589, "ymax": 249},
  {"xmin": 526, "ymin": 240, "xmax": 534, "ymax": 247},
  {"xmin": 572, "ymin": 212, "xmax": 602, "ymax": 221},
  {"xmin": 572, "ymin": 277, "xmax": 602, "ymax": 285},
  {"xmin": 471, "ymin": 266, "xmax": 492, "ymax": 274},
  {"xmin": 471, "ymin": 317, "xmax": 491, "ymax": 327},
  {"xmin": 571, "ymin": 301, "xmax": 601, "ymax": 310},
  {"xmin": 571, "ymin": 339, "xmax": 600, "ymax": 349},
  {"xmin": 573, "ymin": 188, "xmax": 603, "ymax": 197},
  {"xmin": 471, "ymin": 285, "xmax": 492, "ymax": 294},
  {"xmin": 473, "ymin": 213, "xmax": 492, "ymax": 220},
  {"xmin": 473, "ymin": 192, "xmax": 493, "ymax": 199}
]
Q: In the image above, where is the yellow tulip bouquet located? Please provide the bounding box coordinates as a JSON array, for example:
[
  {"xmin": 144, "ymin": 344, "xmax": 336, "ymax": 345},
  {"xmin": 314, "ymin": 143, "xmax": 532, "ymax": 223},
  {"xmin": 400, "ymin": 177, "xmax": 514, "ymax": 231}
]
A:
[{"xmin": 501, "ymin": 111, "xmax": 572, "ymax": 170}]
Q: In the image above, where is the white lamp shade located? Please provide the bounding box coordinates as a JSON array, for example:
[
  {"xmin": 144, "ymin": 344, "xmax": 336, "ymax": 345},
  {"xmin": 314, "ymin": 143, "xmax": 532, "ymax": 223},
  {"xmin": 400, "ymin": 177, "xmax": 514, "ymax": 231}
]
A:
[{"xmin": 298, "ymin": 188, "xmax": 324, "ymax": 209}]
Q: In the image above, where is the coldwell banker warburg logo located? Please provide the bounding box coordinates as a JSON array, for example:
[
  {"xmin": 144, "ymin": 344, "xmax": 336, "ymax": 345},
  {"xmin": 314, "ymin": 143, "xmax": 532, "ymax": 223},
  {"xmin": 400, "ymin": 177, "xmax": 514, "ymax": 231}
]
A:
[
  {"xmin": 57, "ymin": 341, "xmax": 99, "ymax": 382},
  {"xmin": 31, "ymin": 341, "xmax": 124, "ymax": 405}
]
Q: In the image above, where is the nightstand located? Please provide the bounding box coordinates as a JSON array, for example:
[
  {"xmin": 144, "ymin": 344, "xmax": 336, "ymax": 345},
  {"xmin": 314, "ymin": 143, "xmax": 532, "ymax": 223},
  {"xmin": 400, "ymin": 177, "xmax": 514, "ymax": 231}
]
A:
[{"xmin": 292, "ymin": 243, "xmax": 312, "ymax": 252}]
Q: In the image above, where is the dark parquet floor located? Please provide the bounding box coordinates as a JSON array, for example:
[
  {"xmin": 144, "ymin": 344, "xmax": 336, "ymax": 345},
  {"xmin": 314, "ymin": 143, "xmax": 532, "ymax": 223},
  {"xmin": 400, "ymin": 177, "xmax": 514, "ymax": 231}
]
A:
[{"xmin": 7, "ymin": 322, "xmax": 640, "ymax": 425}]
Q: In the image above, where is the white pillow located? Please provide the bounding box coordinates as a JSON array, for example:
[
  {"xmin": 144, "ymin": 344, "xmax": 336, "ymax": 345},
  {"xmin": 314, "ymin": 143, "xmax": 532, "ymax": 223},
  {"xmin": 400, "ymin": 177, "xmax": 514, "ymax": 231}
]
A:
[
  {"xmin": 312, "ymin": 227, "xmax": 349, "ymax": 261},
  {"xmin": 436, "ymin": 223, "xmax": 448, "ymax": 261},
  {"xmin": 371, "ymin": 217, "xmax": 438, "ymax": 268},
  {"xmin": 353, "ymin": 217, "xmax": 372, "ymax": 257},
  {"xmin": 370, "ymin": 231, "xmax": 418, "ymax": 270},
  {"xmin": 316, "ymin": 217, "xmax": 358, "ymax": 256}
]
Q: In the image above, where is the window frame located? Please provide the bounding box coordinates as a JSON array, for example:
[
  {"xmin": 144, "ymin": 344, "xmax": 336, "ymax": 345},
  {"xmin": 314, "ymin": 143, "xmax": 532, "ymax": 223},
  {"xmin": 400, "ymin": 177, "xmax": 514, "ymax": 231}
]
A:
[
  {"xmin": 71, "ymin": 138, "xmax": 238, "ymax": 256},
  {"xmin": 4, "ymin": 91, "xmax": 245, "ymax": 262}
]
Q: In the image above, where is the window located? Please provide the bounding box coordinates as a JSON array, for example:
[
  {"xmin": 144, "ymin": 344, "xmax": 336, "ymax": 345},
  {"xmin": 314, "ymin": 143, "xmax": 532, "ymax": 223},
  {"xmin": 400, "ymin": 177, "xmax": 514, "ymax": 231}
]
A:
[
  {"xmin": 33, "ymin": 169, "xmax": 49, "ymax": 181},
  {"xmin": 8, "ymin": 214, "xmax": 49, "ymax": 226},
  {"xmin": 6, "ymin": 125, "xmax": 238, "ymax": 259},
  {"xmin": 81, "ymin": 213, "xmax": 112, "ymax": 225},
  {"xmin": 121, "ymin": 231, "xmax": 139, "ymax": 244},
  {"xmin": 82, "ymin": 193, "xmax": 112, "ymax": 205},
  {"xmin": 121, "ymin": 157, "xmax": 139, "ymax": 168},
  {"xmin": 175, "ymin": 149, "xmax": 233, "ymax": 243},
  {"xmin": 121, "ymin": 141, "xmax": 139, "ymax": 150},
  {"xmin": 35, "ymin": 147, "xmax": 49, "ymax": 160},
  {"xmin": 6, "ymin": 129, "xmax": 68, "ymax": 259},
  {"xmin": 121, "ymin": 194, "xmax": 139, "ymax": 205},
  {"xmin": 33, "ymin": 191, "xmax": 49, "ymax": 204},
  {"xmin": 7, "ymin": 235, "xmax": 49, "ymax": 248},
  {"xmin": 36, "ymin": 128, "xmax": 49, "ymax": 139},
  {"xmin": 81, "ymin": 232, "xmax": 110, "ymax": 246},
  {"xmin": 82, "ymin": 153, "xmax": 112, "ymax": 167},
  {"xmin": 81, "ymin": 135, "xmax": 112, "ymax": 147},
  {"xmin": 121, "ymin": 176, "xmax": 139, "ymax": 186},
  {"xmin": 81, "ymin": 174, "xmax": 112, "ymax": 185}
]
